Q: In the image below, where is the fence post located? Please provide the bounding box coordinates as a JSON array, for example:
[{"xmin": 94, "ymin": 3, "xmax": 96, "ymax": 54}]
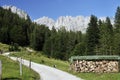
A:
[
  {"xmin": 0, "ymin": 60, "xmax": 2, "ymax": 80},
  {"xmin": 20, "ymin": 58, "xmax": 22, "ymax": 76},
  {"xmin": 29, "ymin": 59, "xmax": 31, "ymax": 69},
  {"xmin": 117, "ymin": 57, "xmax": 120, "ymax": 72}
]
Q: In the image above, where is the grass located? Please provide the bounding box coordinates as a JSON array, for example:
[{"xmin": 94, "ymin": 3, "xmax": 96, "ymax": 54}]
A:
[
  {"xmin": 10, "ymin": 51, "xmax": 120, "ymax": 80},
  {"xmin": 71, "ymin": 72, "xmax": 120, "ymax": 80},
  {"xmin": 10, "ymin": 51, "xmax": 69, "ymax": 71},
  {"xmin": 1, "ymin": 42, "xmax": 119, "ymax": 80},
  {"xmin": 0, "ymin": 43, "xmax": 9, "ymax": 52},
  {"xmin": 0, "ymin": 55, "xmax": 40, "ymax": 80}
]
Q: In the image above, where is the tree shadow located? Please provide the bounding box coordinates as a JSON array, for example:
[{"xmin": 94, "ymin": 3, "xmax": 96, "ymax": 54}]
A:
[
  {"xmin": 31, "ymin": 76, "xmax": 39, "ymax": 80},
  {"xmin": 2, "ymin": 77, "xmax": 21, "ymax": 80}
]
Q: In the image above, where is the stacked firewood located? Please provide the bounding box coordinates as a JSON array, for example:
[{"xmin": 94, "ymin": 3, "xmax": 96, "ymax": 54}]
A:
[{"xmin": 70, "ymin": 60, "xmax": 119, "ymax": 73}]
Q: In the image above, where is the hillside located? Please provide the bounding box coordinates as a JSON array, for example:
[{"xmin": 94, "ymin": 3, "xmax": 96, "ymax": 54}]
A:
[
  {"xmin": 0, "ymin": 5, "xmax": 120, "ymax": 61},
  {"xmin": 0, "ymin": 6, "xmax": 120, "ymax": 60},
  {"xmin": 0, "ymin": 42, "xmax": 120, "ymax": 80},
  {"xmin": 0, "ymin": 55, "xmax": 39, "ymax": 80},
  {"xmin": 2, "ymin": 5, "xmax": 29, "ymax": 20},
  {"xmin": 10, "ymin": 50, "xmax": 120, "ymax": 80},
  {"xmin": 0, "ymin": 6, "xmax": 31, "ymax": 46}
]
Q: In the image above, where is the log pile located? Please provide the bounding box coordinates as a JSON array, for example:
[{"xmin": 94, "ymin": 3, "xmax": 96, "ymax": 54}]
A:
[{"xmin": 70, "ymin": 60, "xmax": 119, "ymax": 73}]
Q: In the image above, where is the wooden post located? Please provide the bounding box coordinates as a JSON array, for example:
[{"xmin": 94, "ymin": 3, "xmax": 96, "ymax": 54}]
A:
[
  {"xmin": 0, "ymin": 61, "xmax": 2, "ymax": 80},
  {"xmin": 118, "ymin": 60, "xmax": 120, "ymax": 72},
  {"xmin": 20, "ymin": 58, "xmax": 22, "ymax": 76},
  {"xmin": 29, "ymin": 59, "xmax": 31, "ymax": 69}
]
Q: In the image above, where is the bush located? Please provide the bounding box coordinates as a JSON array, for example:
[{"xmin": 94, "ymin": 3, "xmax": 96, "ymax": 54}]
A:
[{"xmin": 9, "ymin": 42, "xmax": 20, "ymax": 51}]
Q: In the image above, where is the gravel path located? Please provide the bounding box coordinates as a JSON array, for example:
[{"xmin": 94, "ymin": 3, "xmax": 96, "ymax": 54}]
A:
[{"xmin": 4, "ymin": 53, "xmax": 83, "ymax": 80}]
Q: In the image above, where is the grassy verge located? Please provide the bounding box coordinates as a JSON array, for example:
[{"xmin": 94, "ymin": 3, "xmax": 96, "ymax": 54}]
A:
[
  {"xmin": 10, "ymin": 51, "xmax": 120, "ymax": 80},
  {"xmin": 0, "ymin": 43, "xmax": 9, "ymax": 52},
  {"xmin": 0, "ymin": 55, "xmax": 40, "ymax": 80},
  {"xmin": 10, "ymin": 51, "xmax": 69, "ymax": 71}
]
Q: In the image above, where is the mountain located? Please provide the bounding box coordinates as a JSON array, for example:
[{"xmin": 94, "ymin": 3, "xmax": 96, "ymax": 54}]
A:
[
  {"xmin": 55, "ymin": 16, "xmax": 90, "ymax": 32},
  {"xmin": 34, "ymin": 16, "xmax": 114, "ymax": 33},
  {"xmin": 2, "ymin": 5, "xmax": 28, "ymax": 20},
  {"xmin": 34, "ymin": 16, "xmax": 55, "ymax": 30},
  {"xmin": 2, "ymin": 5, "xmax": 114, "ymax": 33},
  {"xmin": 34, "ymin": 16, "xmax": 90, "ymax": 33}
]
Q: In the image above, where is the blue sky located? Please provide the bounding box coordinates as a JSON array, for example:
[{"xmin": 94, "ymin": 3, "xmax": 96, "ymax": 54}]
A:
[{"xmin": 0, "ymin": 0, "xmax": 120, "ymax": 20}]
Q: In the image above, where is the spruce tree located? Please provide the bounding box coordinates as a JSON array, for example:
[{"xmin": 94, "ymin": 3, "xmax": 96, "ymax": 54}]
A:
[
  {"xmin": 114, "ymin": 6, "xmax": 120, "ymax": 55},
  {"xmin": 99, "ymin": 17, "xmax": 113, "ymax": 55},
  {"xmin": 72, "ymin": 42, "xmax": 85, "ymax": 56},
  {"xmin": 115, "ymin": 6, "xmax": 120, "ymax": 31},
  {"xmin": 86, "ymin": 15, "xmax": 100, "ymax": 55}
]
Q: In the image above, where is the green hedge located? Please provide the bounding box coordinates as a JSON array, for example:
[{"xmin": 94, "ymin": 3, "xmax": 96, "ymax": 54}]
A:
[{"xmin": 69, "ymin": 55, "xmax": 120, "ymax": 62}]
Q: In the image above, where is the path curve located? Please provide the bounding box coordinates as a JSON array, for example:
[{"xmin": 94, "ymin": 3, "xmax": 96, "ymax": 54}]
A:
[{"xmin": 3, "ymin": 53, "xmax": 83, "ymax": 80}]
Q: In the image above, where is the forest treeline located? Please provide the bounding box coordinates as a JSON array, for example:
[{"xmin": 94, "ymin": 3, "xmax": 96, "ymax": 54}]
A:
[{"xmin": 0, "ymin": 6, "xmax": 120, "ymax": 60}]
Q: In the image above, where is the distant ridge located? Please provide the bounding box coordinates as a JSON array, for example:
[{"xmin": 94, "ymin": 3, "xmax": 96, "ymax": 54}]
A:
[
  {"xmin": 2, "ymin": 5, "xmax": 114, "ymax": 33},
  {"xmin": 2, "ymin": 5, "xmax": 28, "ymax": 20},
  {"xmin": 34, "ymin": 16, "xmax": 114, "ymax": 33}
]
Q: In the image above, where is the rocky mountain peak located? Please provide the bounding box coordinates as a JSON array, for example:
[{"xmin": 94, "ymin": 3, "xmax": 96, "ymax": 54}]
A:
[
  {"xmin": 2, "ymin": 5, "xmax": 28, "ymax": 20},
  {"xmin": 34, "ymin": 16, "xmax": 91, "ymax": 33},
  {"xmin": 34, "ymin": 16, "xmax": 114, "ymax": 33}
]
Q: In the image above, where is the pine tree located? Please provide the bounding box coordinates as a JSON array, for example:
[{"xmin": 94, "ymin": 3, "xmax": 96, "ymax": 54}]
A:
[
  {"xmin": 31, "ymin": 24, "xmax": 50, "ymax": 51},
  {"xmin": 43, "ymin": 27, "xmax": 52, "ymax": 56},
  {"xmin": 0, "ymin": 7, "xmax": 31, "ymax": 46},
  {"xmin": 114, "ymin": 6, "xmax": 120, "ymax": 55},
  {"xmin": 115, "ymin": 7, "xmax": 120, "ymax": 31},
  {"xmin": 31, "ymin": 25, "xmax": 43, "ymax": 51},
  {"xmin": 99, "ymin": 17, "xmax": 113, "ymax": 55},
  {"xmin": 72, "ymin": 42, "xmax": 85, "ymax": 56},
  {"xmin": 86, "ymin": 15, "xmax": 100, "ymax": 55}
]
